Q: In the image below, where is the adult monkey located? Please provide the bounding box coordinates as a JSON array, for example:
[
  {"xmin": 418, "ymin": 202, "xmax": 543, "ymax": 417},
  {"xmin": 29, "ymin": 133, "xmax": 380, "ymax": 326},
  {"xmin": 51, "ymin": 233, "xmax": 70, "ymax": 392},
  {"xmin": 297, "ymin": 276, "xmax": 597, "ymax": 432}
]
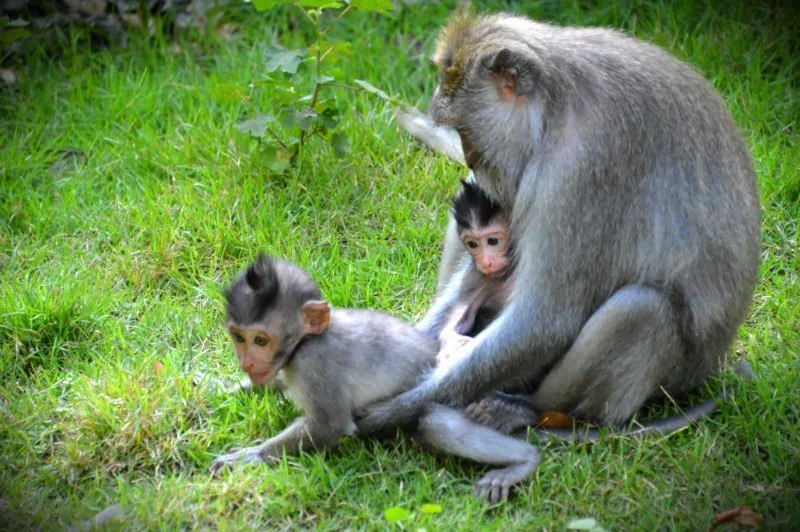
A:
[{"xmin": 357, "ymin": 13, "xmax": 760, "ymax": 433}]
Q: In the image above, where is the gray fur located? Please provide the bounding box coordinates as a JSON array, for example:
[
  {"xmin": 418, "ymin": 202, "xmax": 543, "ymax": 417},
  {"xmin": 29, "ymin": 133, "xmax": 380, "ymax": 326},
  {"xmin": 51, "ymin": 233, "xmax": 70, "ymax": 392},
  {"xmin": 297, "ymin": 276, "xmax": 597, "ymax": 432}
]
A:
[
  {"xmin": 466, "ymin": 360, "xmax": 754, "ymax": 442},
  {"xmin": 359, "ymin": 14, "xmax": 759, "ymax": 431},
  {"xmin": 211, "ymin": 258, "xmax": 540, "ymax": 503},
  {"xmin": 394, "ymin": 106, "xmax": 465, "ymax": 165}
]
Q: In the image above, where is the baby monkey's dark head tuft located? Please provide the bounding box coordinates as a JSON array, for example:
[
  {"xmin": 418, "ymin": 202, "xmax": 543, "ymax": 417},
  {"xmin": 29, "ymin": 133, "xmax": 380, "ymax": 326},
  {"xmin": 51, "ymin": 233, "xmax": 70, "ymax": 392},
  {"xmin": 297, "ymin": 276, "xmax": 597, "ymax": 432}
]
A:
[
  {"xmin": 225, "ymin": 253, "xmax": 322, "ymax": 325},
  {"xmin": 452, "ymin": 179, "xmax": 503, "ymax": 231}
]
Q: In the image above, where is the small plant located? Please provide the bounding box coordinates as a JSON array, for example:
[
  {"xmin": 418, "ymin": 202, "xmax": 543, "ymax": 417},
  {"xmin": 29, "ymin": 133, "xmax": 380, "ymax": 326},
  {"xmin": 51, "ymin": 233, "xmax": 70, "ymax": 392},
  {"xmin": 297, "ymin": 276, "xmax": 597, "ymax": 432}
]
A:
[
  {"xmin": 234, "ymin": 0, "xmax": 395, "ymax": 171},
  {"xmin": 383, "ymin": 503, "xmax": 443, "ymax": 527}
]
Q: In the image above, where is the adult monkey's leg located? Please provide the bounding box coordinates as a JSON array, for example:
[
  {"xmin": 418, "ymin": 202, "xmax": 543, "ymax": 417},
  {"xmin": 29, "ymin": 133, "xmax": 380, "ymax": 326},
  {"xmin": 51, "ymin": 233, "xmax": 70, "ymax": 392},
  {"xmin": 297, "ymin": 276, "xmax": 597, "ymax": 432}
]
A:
[{"xmin": 530, "ymin": 285, "xmax": 681, "ymax": 424}]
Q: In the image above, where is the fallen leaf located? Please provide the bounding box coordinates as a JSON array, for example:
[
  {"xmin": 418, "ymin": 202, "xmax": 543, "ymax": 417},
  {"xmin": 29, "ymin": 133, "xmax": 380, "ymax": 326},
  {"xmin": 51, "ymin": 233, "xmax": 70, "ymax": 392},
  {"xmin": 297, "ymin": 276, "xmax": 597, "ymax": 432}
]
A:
[
  {"xmin": 383, "ymin": 506, "xmax": 410, "ymax": 523},
  {"xmin": 537, "ymin": 411, "xmax": 574, "ymax": 429},
  {"xmin": 420, "ymin": 503, "xmax": 442, "ymax": 514},
  {"xmin": 153, "ymin": 361, "xmax": 165, "ymax": 375},
  {"xmin": 216, "ymin": 23, "xmax": 236, "ymax": 40},
  {"xmin": 0, "ymin": 69, "xmax": 16, "ymax": 84},
  {"xmin": 707, "ymin": 505, "xmax": 762, "ymax": 531},
  {"xmin": 567, "ymin": 517, "xmax": 608, "ymax": 531}
]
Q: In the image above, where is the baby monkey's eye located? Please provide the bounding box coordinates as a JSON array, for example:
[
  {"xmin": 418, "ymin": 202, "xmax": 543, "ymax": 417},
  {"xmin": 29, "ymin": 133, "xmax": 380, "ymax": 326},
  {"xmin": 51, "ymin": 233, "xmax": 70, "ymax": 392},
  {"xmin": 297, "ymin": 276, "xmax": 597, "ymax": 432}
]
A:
[
  {"xmin": 232, "ymin": 333, "xmax": 245, "ymax": 343},
  {"xmin": 466, "ymin": 241, "xmax": 479, "ymax": 249},
  {"xmin": 254, "ymin": 336, "xmax": 269, "ymax": 346},
  {"xmin": 488, "ymin": 237, "xmax": 500, "ymax": 246}
]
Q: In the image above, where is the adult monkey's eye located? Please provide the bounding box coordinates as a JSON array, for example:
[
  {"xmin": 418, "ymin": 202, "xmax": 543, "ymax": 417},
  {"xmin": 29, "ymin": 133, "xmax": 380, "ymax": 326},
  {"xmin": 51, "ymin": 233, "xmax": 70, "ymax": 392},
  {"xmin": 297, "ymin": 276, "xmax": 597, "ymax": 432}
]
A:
[
  {"xmin": 232, "ymin": 333, "xmax": 245, "ymax": 343},
  {"xmin": 254, "ymin": 336, "xmax": 269, "ymax": 346},
  {"xmin": 488, "ymin": 237, "xmax": 499, "ymax": 246}
]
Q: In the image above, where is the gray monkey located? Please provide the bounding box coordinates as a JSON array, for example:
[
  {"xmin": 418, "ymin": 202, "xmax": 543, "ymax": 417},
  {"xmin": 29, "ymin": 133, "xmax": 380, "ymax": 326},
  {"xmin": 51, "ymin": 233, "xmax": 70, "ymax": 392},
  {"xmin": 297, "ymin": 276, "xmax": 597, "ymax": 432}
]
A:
[
  {"xmin": 210, "ymin": 254, "xmax": 540, "ymax": 503},
  {"xmin": 358, "ymin": 13, "xmax": 760, "ymax": 434}
]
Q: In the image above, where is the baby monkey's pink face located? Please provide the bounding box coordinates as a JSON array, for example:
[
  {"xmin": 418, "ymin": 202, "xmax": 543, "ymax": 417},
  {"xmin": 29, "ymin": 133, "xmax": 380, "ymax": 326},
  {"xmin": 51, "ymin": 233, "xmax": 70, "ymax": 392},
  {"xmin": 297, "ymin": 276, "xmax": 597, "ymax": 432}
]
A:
[
  {"xmin": 227, "ymin": 324, "xmax": 281, "ymax": 386},
  {"xmin": 461, "ymin": 216, "xmax": 511, "ymax": 278}
]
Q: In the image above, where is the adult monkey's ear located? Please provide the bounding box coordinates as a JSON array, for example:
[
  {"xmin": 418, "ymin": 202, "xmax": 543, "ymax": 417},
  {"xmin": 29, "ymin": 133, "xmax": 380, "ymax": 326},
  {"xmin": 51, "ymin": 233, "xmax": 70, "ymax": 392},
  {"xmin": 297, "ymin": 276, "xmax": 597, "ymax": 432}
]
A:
[
  {"xmin": 484, "ymin": 48, "xmax": 539, "ymax": 98},
  {"xmin": 300, "ymin": 300, "xmax": 331, "ymax": 335}
]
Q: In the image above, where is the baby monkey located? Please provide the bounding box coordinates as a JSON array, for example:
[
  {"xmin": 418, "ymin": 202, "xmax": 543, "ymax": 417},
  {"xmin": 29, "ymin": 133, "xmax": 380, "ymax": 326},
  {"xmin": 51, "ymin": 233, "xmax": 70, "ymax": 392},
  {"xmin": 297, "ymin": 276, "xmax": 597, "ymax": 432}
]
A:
[
  {"xmin": 210, "ymin": 254, "xmax": 540, "ymax": 504},
  {"xmin": 438, "ymin": 180, "xmax": 512, "ymax": 366}
]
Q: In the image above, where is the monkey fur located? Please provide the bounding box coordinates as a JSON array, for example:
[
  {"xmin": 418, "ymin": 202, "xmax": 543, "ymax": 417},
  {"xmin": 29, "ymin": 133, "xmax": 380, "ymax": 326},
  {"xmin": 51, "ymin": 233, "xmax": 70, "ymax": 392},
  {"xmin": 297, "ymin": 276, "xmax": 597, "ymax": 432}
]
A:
[
  {"xmin": 358, "ymin": 13, "xmax": 759, "ymax": 435},
  {"xmin": 210, "ymin": 254, "xmax": 540, "ymax": 504},
  {"xmin": 438, "ymin": 180, "xmax": 512, "ymax": 366}
]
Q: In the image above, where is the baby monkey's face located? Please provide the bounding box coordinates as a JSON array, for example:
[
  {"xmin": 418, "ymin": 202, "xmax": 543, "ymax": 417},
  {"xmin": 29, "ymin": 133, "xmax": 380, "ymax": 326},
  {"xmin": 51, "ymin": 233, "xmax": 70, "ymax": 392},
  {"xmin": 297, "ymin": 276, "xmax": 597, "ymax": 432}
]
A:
[
  {"xmin": 226, "ymin": 299, "xmax": 330, "ymax": 386},
  {"xmin": 461, "ymin": 216, "xmax": 511, "ymax": 278},
  {"xmin": 227, "ymin": 323, "xmax": 281, "ymax": 386}
]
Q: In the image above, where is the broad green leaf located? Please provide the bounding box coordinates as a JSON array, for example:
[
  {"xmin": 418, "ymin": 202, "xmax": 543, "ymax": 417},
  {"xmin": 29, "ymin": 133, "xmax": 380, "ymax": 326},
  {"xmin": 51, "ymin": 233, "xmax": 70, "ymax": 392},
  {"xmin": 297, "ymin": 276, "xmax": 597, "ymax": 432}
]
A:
[
  {"xmin": 348, "ymin": 0, "xmax": 393, "ymax": 14},
  {"xmin": 327, "ymin": 67, "xmax": 345, "ymax": 80},
  {"xmin": 251, "ymin": 0, "xmax": 282, "ymax": 11},
  {"xmin": 354, "ymin": 79, "xmax": 393, "ymax": 101},
  {"xmin": 420, "ymin": 504, "xmax": 442, "ymax": 515},
  {"xmin": 316, "ymin": 75, "xmax": 335, "ymax": 84},
  {"xmin": 309, "ymin": 41, "xmax": 354, "ymax": 65},
  {"xmin": 331, "ymin": 132, "xmax": 350, "ymax": 158},
  {"xmin": 0, "ymin": 27, "xmax": 30, "ymax": 45},
  {"xmin": 262, "ymin": 146, "xmax": 291, "ymax": 172},
  {"xmin": 235, "ymin": 114, "xmax": 275, "ymax": 138},
  {"xmin": 383, "ymin": 507, "xmax": 410, "ymax": 523},
  {"xmin": 319, "ymin": 108, "xmax": 340, "ymax": 128},
  {"xmin": 261, "ymin": 144, "xmax": 279, "ymax": 161},
  {"xmin": 332, "ymin": 41, "xmax": 354, "ymax": 57},
  {"xmin": 269, "ymin": 159, "xmax": 291, "ymax": 173},
  {"xmin": 282, "ymin": 108, "xmax": 318, "ymax": 131},
  {"xmin": 265, "ymin": 47, "xmax": 306, "ymax": 74}
]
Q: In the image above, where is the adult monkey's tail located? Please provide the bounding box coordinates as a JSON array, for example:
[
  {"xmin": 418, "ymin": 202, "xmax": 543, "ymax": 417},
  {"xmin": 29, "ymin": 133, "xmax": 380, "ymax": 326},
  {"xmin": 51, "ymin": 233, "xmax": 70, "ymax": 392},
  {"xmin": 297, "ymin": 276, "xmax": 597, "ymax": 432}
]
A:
[
  {"xmin": 465, "ymin": 361, "xmax": 755, "ymax": 442},
  {"xmin": 536, "ymin": 361, "xmax": 755, "ymax": 442},
  {"xmin": 395, "ymin": 107, "xmax": 466, "ymax": 166}
]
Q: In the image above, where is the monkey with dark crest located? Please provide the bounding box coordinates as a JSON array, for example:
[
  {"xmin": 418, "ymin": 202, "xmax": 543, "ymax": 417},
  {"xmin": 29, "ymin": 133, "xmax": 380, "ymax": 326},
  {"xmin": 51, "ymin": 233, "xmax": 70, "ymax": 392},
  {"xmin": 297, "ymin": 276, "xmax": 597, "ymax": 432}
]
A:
[
  {"xmin": 438, "ymin": 179, "xmax": 512, "ymax": 367},
  {"xmin": 357, "ymin": 12, "xmax": 759, "ymax": 436},
  {"xmin": 210, "ymin": 254, "xmax": 540, "ymax": 503}
]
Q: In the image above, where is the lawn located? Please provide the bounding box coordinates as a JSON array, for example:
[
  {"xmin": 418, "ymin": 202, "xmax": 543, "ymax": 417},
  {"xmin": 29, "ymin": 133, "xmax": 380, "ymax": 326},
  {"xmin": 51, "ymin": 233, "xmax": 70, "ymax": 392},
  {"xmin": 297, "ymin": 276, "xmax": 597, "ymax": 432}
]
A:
[{"xmin": 1, "ymin": 0, "xmax": 798, "ymax": 529}]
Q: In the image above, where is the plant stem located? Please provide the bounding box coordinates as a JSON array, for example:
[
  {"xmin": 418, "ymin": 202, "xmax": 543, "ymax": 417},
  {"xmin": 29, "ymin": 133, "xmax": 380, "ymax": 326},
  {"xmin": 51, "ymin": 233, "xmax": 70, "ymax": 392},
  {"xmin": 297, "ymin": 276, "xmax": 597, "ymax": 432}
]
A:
[
  {"xmin": 291, "ymin": 10, "xmax": 325, "ymax": 167},
  {"xmin": 265, "ymin": 126, "xmax": 288, "ymax": 150},
  {"xmin": 322, "ymin": 82, "xmax": 363, "ymax": 91}
]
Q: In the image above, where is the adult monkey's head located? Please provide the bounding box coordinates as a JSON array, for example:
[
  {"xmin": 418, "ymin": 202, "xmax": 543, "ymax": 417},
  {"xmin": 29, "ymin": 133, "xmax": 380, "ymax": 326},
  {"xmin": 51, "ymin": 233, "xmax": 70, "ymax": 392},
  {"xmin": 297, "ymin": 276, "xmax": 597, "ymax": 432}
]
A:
[{"xmin": 428, "ymin": 14, "xmax": 552, "ymax": 190}]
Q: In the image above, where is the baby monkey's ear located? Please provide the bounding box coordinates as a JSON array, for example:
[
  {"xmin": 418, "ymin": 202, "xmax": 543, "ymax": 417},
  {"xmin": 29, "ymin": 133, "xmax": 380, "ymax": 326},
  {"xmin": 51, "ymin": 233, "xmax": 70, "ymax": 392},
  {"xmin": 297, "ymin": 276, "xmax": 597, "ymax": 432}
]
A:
[{"xmin": 300, "ymin": 300, "xmax": 331, "ymax": 335}]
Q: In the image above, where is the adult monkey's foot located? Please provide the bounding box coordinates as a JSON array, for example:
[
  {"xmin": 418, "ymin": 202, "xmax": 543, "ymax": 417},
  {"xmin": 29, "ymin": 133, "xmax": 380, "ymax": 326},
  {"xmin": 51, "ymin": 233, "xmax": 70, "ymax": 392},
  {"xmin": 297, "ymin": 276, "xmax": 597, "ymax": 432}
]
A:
[
  {"xmin": 473, "ymin": 459, "xmax": 540, "ymax": 504},
  {"xmin": 465, "ymin": 393, "xmax": 541, "ymax": 436}
]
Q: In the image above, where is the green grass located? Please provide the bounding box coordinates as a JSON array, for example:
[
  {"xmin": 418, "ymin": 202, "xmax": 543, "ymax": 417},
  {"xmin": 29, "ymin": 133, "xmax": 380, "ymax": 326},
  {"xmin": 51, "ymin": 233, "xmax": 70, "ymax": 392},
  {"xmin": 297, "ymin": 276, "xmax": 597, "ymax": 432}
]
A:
[{"xmin": 1, "ymin": 0, "xmax": 798, "ymax": 529}]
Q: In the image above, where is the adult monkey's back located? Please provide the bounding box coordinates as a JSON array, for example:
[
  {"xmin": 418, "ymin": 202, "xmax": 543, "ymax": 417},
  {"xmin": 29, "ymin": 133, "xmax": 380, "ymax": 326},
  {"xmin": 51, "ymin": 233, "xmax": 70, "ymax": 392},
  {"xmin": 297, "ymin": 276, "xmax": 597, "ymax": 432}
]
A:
[{"xmin": 357, "ymin": 13, "xmax": 760, "ymax": 432}]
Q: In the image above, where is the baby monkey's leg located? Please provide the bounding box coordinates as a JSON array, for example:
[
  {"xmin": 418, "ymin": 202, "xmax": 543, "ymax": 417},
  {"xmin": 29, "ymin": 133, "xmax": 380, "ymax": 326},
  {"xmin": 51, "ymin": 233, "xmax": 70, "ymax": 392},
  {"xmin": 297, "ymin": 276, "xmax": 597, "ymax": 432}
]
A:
[{"xmin": 418, "ymin": 404, "xmax": 540, "ymax": 504}]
